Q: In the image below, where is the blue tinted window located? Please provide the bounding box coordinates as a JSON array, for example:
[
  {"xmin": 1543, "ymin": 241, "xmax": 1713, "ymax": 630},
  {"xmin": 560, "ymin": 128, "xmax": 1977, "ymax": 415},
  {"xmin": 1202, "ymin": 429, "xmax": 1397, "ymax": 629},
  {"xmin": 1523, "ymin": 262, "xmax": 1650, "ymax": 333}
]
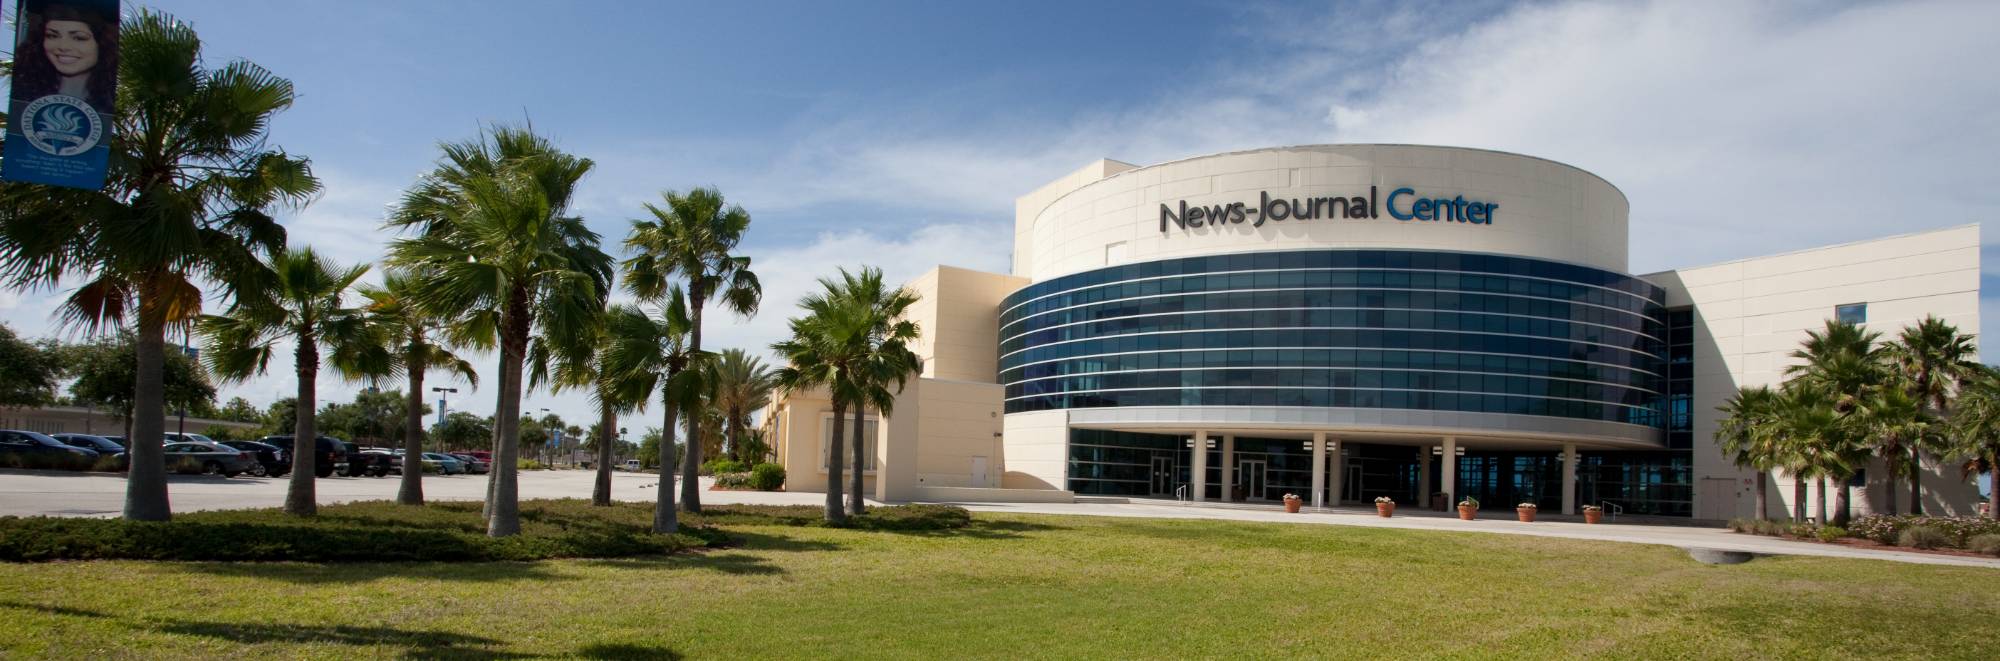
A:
[{"xmin": 1835, "ymin": 303, "xmax": 1866, "ymax": 325}]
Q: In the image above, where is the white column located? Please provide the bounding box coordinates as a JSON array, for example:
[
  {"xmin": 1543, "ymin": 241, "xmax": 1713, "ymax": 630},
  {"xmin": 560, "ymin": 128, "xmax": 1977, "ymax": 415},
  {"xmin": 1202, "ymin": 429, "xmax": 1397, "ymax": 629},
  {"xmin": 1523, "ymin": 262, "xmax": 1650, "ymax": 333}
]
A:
[
  {"xmin": 1328, "ymin": 439, "xmax": 1344, "ymax": 507},
  {"xmin": 1442, "ymin": 436, "xmax": 1457, "ymax": 505},
  {"xmin": 1220, "ymin": 435, "xmax": 1235, "ymax": 502},
  {"xmin": 1190, "ymin": 431, "xmax": 1208, "ymax": 502},
  {"xmin": 1310, "ymin": 432, "xmax": 1327, "ymax": 508},
  {"xmin": 1562, "ymin": 443, "xmax": 1578, "ymax": 515}
]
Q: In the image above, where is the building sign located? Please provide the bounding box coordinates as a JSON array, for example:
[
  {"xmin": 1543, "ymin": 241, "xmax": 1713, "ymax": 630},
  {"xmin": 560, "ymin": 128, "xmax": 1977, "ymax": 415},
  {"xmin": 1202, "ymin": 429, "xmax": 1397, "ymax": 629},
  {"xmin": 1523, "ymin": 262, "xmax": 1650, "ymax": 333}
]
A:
[
  {"xmin": 1, "ymin": 0, "xmax": 120, "ymax": 190},
  {"xmin": 1160, "ymin": 186, "xmax": 1498, "ymax": 234}
]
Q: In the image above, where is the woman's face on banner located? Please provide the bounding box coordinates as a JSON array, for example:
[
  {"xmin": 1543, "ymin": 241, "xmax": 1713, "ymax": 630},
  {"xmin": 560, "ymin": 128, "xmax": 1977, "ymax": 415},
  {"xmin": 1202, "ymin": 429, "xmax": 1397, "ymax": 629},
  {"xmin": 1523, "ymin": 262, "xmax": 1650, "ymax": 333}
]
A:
[{"xmin": 43, "ymin": 19, "xmax": 100, "ymax": 77}]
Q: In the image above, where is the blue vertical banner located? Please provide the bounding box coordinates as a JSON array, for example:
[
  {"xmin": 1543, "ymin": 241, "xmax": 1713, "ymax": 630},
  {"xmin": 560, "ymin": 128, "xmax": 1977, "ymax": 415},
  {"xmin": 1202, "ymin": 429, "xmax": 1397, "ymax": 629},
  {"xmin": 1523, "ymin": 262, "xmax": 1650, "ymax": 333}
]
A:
[{"xmin": 2, "ymin": 0, "xmax": 119, "ymax": 190}]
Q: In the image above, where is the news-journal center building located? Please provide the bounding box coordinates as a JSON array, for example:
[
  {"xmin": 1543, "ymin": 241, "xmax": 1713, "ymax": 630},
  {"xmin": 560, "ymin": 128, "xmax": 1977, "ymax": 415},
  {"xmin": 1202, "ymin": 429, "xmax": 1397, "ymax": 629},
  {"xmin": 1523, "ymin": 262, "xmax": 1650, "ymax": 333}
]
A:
[{"xmin": 764, "ymin": 144, "xmax": 1983, "ymax": 520}]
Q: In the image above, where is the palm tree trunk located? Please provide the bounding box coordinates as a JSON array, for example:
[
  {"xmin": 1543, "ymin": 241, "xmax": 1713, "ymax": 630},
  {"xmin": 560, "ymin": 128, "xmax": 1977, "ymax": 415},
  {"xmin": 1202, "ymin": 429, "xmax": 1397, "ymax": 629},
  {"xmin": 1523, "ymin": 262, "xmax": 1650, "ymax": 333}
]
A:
[
  {"xmin": 1753, "ymin": 472, "xmax": 1768, "ymax": 521},
  {"xmin": 1909, "ymin": 449, "xmax": 1924, "ymax": 516},
  {"xmin": 122, "ymin": 306, "xmax": 172, "ymax": 522},
  {"xmin": 1790, "ymin": 473, "xmax": 1805, "ymax": 521},
  {"xmin": 680, "ymin": 292, "xmax": 706, "ymax": 514},
  {"xmin": 1815, "ymin": 477, "xmax": 1827, "ymax": 524},
  {"xmin": 486, "ymin": 289, "xmax": 529, "ymax": 537},
  {"xmin": 593, "ymin": 391, "xmax": 614, "ymax": 507},
  {"xmin": 1988, "ymin": 462, "xmax": 1999, "ymax": 521},
  {"xmin": 1834, "ymin": 480, "xmax": 1851, "ymax": 527},
  {"xmin": 654, "ymin": 386, "xmax": 680, "ymax": 533},
  {"xmin": 397, "ymin": 342, "xmax": 426, "ymax": 505},
  {"xmin": 728, "ymin": 411, "xmax": 742, "ymax": 465},
  {"xmin": 286, "ymin": 330, "xmax": 320, "ymax": 516},
  {"xmin": 849, "ymin": 402, "xmax": 866, "ymax": 516},
  {"xmin": 825, "ymin": 397, "xmax": 847, "ymax": 524},
  {"xmin": 1880, "ymin": 441, "xmax": 1900, "ymax": 516},
  {"xmin": 482, "ymin": 352, "xmax": 511, "ymax": 522}
]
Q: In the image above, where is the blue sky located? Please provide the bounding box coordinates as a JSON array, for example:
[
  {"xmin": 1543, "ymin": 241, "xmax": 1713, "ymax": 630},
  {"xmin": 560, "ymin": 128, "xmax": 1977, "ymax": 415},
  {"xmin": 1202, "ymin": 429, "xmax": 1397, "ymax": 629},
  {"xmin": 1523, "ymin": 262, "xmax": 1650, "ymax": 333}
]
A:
[{"xmin": 4, "ymin": 0, "xmax": 1997, "ymax": 440}]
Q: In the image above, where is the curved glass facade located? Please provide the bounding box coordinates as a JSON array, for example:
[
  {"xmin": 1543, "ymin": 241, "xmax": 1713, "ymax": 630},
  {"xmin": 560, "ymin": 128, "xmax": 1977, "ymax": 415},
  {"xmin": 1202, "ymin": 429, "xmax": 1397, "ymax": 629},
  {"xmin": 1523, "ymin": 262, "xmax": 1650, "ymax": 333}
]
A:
[{"xmin": 998, "ymin": 249, "xmax": 1669, "ymax": 430}]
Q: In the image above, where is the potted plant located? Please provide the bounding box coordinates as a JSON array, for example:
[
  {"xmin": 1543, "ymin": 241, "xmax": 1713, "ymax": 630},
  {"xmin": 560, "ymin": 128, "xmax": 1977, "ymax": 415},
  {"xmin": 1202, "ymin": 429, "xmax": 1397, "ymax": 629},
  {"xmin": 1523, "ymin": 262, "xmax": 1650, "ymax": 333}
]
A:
[
  {"xmin": 1282, "ymin": 493, "xmax": 1302, "ymax": 513},
  {"xmin": 1374, "ymin": 496, "xmax": 1395, "ymax": 517},
  {"xmin": 1516, "ymin": 502, "xmax": 1538, "ymax": 522},
  {"xmin": 1582, "ymin": 504, "xmax": 1603, "ymax": 524},
  {"xmin": 1456, "ymin": 496, "xmax": 1479, "ymax": 520}
]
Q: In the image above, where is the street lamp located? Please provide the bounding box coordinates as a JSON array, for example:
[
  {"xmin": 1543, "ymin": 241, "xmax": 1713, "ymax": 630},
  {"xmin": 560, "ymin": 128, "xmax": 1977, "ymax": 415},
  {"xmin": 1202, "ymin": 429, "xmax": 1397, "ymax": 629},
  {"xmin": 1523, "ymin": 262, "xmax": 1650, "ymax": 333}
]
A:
[{"xmin": 430, "ymin": 387, "xmax": 458, "ymax": 451}]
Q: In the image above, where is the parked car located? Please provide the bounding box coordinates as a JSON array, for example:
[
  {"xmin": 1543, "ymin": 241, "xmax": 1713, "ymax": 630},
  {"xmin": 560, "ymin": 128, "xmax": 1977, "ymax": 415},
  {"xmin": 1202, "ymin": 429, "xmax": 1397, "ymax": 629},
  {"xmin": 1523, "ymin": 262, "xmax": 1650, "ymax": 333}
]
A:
[
  {"xmin": 218, "ymin": 440, "xmax": 290, "ymax": 477},
  {"xmin": 621, "ymin": 459, "xmax": 641, "ymax": 471},
  {"xmin": 258, "ymin": 435, "xmax": 367, "ymax": 478},
  {"xmin": 422, "ymin": 452, "xmax": 467, "ymax": 475},
  {"xmin": 0, "ymin": 430, "xmax": 99, "ymax": 470},
  {"xmin": 51, "ymin": 433, "xmax": 126, "ymax": 470},
  {"xmin": 163, "ymin": 432, "xmax": 218, "ymax": 444},
  {"xmin": 449, "ymin": 452, "xmax": 490, "ymax": 474},
  {"xmin": 163, "ymin": 441, "xmax": 258, "ymax": 477}
]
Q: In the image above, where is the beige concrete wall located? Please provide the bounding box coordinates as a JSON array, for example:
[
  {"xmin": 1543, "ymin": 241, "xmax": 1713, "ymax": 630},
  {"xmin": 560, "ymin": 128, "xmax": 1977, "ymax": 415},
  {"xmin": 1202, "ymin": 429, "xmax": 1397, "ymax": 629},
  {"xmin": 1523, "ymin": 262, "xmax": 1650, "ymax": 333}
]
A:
[
  {"xmin": 914, "ymin": 485, "xmax": 1075, "ymax": 503},
  {"xmin": 1000, "ymin": 409, "xmax": 1069, "ymax": 490},
  {"xmin": 904, "ymin": 266, "xmax": 1029, "ymax": 384},
  {"xmin": 1648, "ymin": 224, "xmax": 1983, "ymax": 520},
  {"xmin": 1016, "ymin": 145, "xmax": 1629, "ymax": 282},
  {"xmin": 1014, "ymin": 159, "xmax": 1138, "ymax": 277},
  {"xmin": 910, "ymin": 378, "xmax": 1006, "ymax": 488},
  {"xmin": 768, "ymin": 387, "xmax": 877, "ymax": 495}
]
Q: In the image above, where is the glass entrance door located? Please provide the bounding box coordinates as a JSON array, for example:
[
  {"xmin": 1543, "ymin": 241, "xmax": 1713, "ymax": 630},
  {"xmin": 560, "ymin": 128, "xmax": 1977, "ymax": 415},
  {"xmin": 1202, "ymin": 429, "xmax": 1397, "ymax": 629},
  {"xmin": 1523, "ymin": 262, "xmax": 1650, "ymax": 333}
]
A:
[
  {"xmin": 1150, "ymin": 455, "xmax": 1176, "ymax": 497},
  {"xmin": 1238, "ymin": 459, "xmax": 1268, "ymax": 501}
]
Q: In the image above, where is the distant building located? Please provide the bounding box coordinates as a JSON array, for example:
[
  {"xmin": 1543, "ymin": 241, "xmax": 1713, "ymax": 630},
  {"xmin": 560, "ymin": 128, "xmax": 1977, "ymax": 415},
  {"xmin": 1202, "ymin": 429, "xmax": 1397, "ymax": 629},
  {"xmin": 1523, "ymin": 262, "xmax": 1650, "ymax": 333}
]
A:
[{"xmin": 0, "ymin": 405, "xmax": 260, "ymax": 438}]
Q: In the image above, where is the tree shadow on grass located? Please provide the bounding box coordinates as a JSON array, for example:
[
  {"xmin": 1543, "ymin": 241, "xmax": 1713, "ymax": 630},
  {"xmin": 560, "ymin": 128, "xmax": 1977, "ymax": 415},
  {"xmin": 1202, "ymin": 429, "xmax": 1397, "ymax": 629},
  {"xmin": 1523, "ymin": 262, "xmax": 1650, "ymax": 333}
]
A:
[
  {"xmin": 875, "ymin": 518, "xmax": 1069, "ymax": 540},
  {"xmin": 175, "ymin": 560, "xmax": 579, "ymax": 585},
  {"xmin": 0, "ymin": 600, "xmax": 113, "ymax": 619},
  {"xmin": 147, "ymin": 618, "xmax": 532, "ymax": 659},
  {"xmin": 575, "ymin": 643, "xmax": 682, "ymax": 660},
  {"xmin": 578, "ymin": 551, "xmax": 785, "ymax": 577},
  {"xmin": 725, "ymin": 529, "xmax": 843, "ymax": 553}
]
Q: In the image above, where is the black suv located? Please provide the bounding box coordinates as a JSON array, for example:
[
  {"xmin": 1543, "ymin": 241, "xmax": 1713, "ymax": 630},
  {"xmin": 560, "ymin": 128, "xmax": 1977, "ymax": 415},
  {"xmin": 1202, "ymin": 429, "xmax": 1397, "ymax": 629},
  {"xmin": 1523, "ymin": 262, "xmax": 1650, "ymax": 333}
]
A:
[
  {"xmin": 256, "ymin": 435, "xmax": 367, "ymax": 478},
  {"xmin": 219, "ymin": 440, "xmax": 290, "ymax": 477}
]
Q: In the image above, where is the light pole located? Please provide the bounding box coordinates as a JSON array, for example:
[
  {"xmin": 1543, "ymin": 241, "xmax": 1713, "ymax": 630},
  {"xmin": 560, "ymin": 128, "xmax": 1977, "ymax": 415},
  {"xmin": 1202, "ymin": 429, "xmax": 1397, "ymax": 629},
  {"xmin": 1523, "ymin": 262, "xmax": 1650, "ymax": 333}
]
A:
[{"xmin": 431, "ymin": 387, "xmax": 458, "ymax": 451}]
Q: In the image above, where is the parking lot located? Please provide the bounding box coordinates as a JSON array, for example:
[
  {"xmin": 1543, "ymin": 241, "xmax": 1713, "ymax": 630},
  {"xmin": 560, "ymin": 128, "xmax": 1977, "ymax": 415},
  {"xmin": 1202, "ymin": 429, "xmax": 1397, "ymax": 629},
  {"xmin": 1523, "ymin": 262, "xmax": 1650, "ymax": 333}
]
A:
[{"xmin": 0, "ymin": 469, "xmax": 827, "ymax": 517}]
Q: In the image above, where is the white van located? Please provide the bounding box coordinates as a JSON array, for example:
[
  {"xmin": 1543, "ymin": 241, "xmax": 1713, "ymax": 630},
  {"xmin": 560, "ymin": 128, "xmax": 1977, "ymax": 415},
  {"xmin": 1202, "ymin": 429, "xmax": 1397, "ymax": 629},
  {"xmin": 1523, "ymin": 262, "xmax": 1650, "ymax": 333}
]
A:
[{"xmin": 621, "ymin": 459, "xmax": 642, "ymax": 471}]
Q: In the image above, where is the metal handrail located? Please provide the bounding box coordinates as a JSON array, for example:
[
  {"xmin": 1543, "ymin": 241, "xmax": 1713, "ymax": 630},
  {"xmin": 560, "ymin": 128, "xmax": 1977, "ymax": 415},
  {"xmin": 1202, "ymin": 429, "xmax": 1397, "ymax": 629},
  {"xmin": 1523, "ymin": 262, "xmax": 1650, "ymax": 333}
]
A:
[
  {"xmin": 1176, "ymin": 484, "xmax": 1189, "ymax": 503},
  {"xmin": 1600, "ymin": 500, "xmax": 1624, "ymax": 521}
]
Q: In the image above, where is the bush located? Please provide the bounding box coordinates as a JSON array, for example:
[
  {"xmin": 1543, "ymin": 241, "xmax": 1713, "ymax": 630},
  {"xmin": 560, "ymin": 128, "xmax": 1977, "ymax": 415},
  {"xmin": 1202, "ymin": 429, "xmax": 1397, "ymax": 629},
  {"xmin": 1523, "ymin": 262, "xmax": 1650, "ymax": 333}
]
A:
[
  {"xmin": 714, "ymin": 472, "xmax": 752, "ymax": 489},
  {"xmin": 1969, "ymin": 534, "xmax": 2000, "ymax": 557},
  {"xmin": 1851, "ymin": 515, "xmax": 2000, "ymax": 547},
  {"xmin": 1815, "ymin": 526, "xmax": 1847, "ymax": 543},
  {"xmin": 749, "ymin": 463, "xmax": 785, "ymax": 491},
  {"xmin": 1727, "ymin": 518, "xmax": 1751, "ymax": 533},
  {"xmin": 1786, "ymin": 522, "xmax": 1819, "ymax": 539},
  {"xmin": 517, "ymin": 459, "xmax": 546, "ymax": 471},
  {"xmin": 701, "ymin": 459, "xmax": 746, "ymax": 476},
  {"xmin": 1753, "ymin": 520, "xmax": 1785, "ymax": 536},
  {"xmin": 1898, "ymin": 525, "xmax": 1952, "ymax": 550}
]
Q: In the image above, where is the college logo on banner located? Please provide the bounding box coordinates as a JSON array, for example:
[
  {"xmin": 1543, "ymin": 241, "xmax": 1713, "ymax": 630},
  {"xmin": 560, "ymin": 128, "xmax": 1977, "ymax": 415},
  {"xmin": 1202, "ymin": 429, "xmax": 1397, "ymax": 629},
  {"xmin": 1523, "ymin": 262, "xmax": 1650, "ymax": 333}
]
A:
[{"xmin": 1, "ymin": 0, "xmax": 120, "ymax": 191}]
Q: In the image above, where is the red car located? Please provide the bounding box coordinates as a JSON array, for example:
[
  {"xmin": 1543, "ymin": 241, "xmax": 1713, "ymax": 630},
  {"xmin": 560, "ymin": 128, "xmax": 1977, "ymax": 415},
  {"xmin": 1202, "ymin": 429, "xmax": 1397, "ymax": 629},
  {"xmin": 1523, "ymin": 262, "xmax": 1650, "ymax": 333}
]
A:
[{"xmin": 463, "ymin": 450, "xmax": 493, "ymax": 464}]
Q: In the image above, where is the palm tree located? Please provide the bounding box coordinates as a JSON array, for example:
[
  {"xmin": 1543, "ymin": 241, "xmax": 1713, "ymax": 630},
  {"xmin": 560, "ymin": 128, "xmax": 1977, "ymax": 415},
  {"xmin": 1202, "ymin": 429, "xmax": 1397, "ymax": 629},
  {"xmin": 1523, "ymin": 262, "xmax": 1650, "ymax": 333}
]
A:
[
  {"xmin": 385, "ymin": 126, "xmax": 612, "ymax": 537},
  {"xmin": 1716, "ymin": 386, "xmax": 1781, "ymax": 521},
  {"xmin": 1885, "ymin": 316, "xmax": 1979, "ymax": 514},
  {"xmin": 1950, "ymin": 365, "xmax": 2000, "ymax": 519},
  {"xmin": 197, "ymin": 248, "xmax": 385, "ymax": 516},
  {"xmin": 772, "ymin": 287, "xmax": 872, "ymax": 524},
  {"xmin": 829, "ymin": 267, "xmax": 922, "ymax": 516},
  {"xmin": 624, "ymin": 187, "xmax": 761, "ymax": 514},
  {"xmin": 1853, "ymin": 381, "xmax": 1938, "ymax": 517},
  {"xmin": 359, "ymin": 270, "xmax": 480, "ymax": 506},
  {"xmin": 1785, "ymin": 320, "xmax": 1902, "ymax": 513},
  {"xmin": 604, "ymin": 293, "xmax": 709, "ymax": 533},
  {"xmin": 711, "ymin": 349, "xmax": 775, "ymax": 464},
  {"xmin": 1777, "ymin": 384, "xmax": 1863, "ymax": 524},
  {"xmin": 0, "ymin": 11, "xmax": 320, "ymax": 521},
  {"xmin": 528, "ymin": 299, "xmax": 646, "ymax": 507}
]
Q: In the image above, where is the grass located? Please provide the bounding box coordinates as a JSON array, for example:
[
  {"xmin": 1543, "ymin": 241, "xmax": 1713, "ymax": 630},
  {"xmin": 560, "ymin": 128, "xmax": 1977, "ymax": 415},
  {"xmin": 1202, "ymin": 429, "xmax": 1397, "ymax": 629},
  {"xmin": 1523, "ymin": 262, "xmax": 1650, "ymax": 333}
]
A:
[{"xmin": 2, "ymin": 511, "xmax": 1997, "ymax": 658}]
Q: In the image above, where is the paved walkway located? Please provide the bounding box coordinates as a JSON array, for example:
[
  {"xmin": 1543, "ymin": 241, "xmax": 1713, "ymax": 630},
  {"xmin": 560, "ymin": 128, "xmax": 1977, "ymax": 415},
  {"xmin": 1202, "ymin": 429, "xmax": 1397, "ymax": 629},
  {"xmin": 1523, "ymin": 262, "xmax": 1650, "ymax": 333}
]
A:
[{"xmin": 3, "ymin": 469, "xmax": 1994, "ymax": 569}]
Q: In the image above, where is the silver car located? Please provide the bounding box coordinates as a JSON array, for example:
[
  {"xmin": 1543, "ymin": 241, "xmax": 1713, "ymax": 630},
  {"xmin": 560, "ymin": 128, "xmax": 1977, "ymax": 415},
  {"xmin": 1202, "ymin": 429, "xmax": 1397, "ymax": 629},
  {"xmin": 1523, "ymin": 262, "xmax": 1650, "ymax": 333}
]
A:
[{"xmin": 163, "ymin": 441, "xmax": 259, "ymax": 477}]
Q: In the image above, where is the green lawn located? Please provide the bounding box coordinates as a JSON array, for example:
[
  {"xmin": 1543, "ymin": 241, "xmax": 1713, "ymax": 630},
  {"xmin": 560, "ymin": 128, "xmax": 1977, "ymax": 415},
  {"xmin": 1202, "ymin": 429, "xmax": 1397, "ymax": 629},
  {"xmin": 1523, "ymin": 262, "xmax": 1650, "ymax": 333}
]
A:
[{"xmin": 3, "ymin": 511, "xmax": 1997, "ymax": 659}]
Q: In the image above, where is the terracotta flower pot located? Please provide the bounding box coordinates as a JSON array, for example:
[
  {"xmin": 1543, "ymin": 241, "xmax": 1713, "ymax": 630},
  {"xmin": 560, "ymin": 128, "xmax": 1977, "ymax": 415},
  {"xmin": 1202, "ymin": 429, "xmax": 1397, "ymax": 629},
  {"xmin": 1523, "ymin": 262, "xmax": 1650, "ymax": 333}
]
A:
[
  {"xmin": 1376, "ymin": 502, "xmax": 1395, "ymax": 517},
  {"xmin": 1584, "ymin": 510, "xmax": 1603, "ymax": 524},
  {"xmin": 1516, "ymin": 507, "xmax": 1537, "ymax": 523},
  {"xmin": 1457, "ymin": 505, "xmax": 1476, "ymax": 520},
  {"xmin": 1283, "ymin": 497, "xmax": 1302, "ymax": 513}
]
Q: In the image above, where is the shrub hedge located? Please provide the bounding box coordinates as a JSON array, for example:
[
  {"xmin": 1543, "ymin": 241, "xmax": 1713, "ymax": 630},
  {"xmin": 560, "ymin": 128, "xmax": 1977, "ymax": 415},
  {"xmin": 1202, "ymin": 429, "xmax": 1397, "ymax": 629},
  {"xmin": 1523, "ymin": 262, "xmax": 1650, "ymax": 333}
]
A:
[
  {"xmin": 1969, "ymin": 534, "xmax": 2000, "ymax": 557},
  {"xmin": 714, "ymin": 471, "xmax": 752, "ymax": 489},
  {"xmin": 0, "ymin": 501, "xmax": 972, "ymax": 562},
  {"xmin": 1850, "ymin": 515, "xmax": 2000, "ymax": 548},
  {"xmin": 1898, "ymin": 525, "xmax": 1951, "ymax": 550},
  {"xmin": 701, "ymin": 459, "xmax": 747, "ymax": 476},
  {"xmin": 749, "ymin": 463, "xmax": 785, "ymax": 491}
]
